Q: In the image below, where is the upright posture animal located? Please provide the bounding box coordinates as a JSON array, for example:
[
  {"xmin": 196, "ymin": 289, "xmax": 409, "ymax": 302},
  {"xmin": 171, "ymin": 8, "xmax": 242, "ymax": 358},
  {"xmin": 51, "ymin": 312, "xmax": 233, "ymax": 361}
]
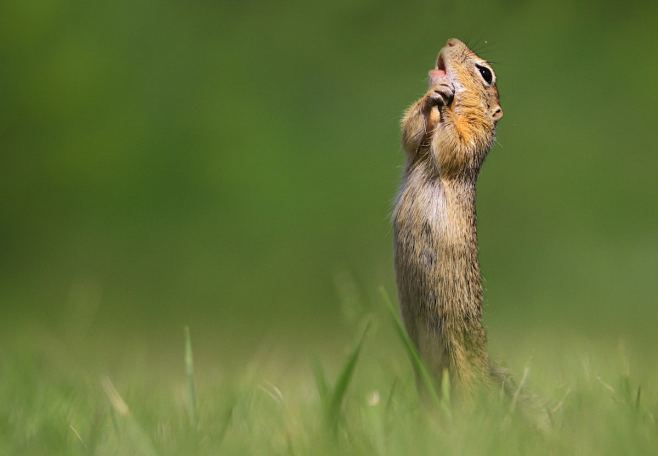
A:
[{"xmin": 393, "ymin": 38, "xmax": 504, "ymax": 396}]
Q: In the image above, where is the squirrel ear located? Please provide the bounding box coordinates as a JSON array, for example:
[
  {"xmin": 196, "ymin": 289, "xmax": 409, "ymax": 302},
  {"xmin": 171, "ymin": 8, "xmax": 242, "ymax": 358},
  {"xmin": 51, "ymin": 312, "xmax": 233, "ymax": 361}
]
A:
[{"xmin": 492, "ymin": 106, "xmax": 503, "ymax": 121}]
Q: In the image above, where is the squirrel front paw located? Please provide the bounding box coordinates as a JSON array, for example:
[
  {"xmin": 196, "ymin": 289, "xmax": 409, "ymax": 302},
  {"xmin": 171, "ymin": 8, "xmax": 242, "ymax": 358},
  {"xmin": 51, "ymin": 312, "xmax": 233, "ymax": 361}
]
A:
[
  {"xmin": 427, "ymin": 69, "xmax": 454, "ymax": 108},
  {"xmin": 428, "ymin": 82, "xmax": 454, "ymax": 107}
]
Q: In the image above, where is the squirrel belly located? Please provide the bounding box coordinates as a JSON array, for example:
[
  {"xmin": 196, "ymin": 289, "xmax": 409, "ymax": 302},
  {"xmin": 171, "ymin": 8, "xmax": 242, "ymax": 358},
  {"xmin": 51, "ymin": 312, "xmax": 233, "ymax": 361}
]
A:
[{"xmin": 393, "ymin": 160, "xmax": 489, "ymax": 394}]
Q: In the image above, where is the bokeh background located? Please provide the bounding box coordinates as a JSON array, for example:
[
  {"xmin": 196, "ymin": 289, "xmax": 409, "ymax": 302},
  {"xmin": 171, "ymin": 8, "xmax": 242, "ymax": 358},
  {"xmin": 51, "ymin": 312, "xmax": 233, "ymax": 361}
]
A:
[{"xmin": 1, "ymin": 0, "xmax": 657, "ymax": 365}]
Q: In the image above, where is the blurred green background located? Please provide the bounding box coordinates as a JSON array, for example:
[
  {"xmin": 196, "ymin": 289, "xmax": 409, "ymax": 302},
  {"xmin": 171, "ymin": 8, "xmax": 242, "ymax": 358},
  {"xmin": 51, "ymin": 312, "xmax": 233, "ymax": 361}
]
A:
[{"xmin": 1, "ymin": 0, "xmax": 656, "ymax": 355}]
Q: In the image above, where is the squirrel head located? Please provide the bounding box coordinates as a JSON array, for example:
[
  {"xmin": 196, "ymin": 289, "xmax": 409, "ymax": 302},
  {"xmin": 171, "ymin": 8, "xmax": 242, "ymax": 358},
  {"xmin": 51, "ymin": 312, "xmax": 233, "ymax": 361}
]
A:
[{"xmin": 428, "ymin": 38, "xmax": 503, "ymax": 178}]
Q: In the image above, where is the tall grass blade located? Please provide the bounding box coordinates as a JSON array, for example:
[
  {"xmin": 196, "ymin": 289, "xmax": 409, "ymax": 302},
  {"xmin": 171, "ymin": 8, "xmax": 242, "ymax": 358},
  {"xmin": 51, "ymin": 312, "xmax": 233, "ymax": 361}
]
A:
[
  {"xmin": 620, "ymin": 374, "xmax": 632, "ymax": 405},
  {"xmin": 384, "ymin": 379, "xmax": 398, "ymax": 415},
  {"xmin": 379, "ymin": 287, "xmax": 441, "ymax": 410},
  {"xmin": 101, "ymin": 377, "xmax": 158, "ymax": 456},
  {"xmin": 184, "ymin": 326, "xmax": 198, "ymax": 428},
  {"xmin": 313, "ymin": 360, "xmax": 330, "ymax": 408},
  {"xmin": 440, "ymin": 368, "xmax": 453, "ymax": 420},
  {"xmin": 327, "ymin": 320, "xmax": 371, "ymax": 433},
  {"xmin": 635, "ymin": 386, "xmax": 642, "ymax": 411},
  {"xmin": 216, "ymin": 399, "xmax": 235, "ymax": 446},
  {"xmin": 69, "ymin": 423, "xmax": 85, "ymax": 448},
  {"xmin": 508, "ymin": 366, "xmax": 530, "ymax": 415}
]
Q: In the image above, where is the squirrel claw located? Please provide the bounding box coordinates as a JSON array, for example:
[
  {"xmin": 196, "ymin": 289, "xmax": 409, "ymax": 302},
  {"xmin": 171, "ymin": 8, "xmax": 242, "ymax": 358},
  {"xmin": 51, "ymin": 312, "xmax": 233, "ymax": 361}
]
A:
[{"xmin": 429, "ymin": 83, "xmax": 454, "ymax": 107}]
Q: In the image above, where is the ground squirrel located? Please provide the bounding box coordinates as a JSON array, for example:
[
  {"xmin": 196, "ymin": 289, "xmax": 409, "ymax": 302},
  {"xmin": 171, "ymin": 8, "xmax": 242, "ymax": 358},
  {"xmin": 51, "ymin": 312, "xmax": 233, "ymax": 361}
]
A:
[{"xmin": 393, "ymin": 38, "xmax": 504, "ymax": 397}]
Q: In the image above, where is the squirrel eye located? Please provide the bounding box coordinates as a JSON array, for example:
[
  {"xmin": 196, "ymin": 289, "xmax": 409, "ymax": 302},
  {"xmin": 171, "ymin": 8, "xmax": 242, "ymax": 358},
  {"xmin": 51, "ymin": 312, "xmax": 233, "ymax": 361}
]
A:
[{"xmin": 476, "ymin": 64, "xmax": 493, "ymax": 85}]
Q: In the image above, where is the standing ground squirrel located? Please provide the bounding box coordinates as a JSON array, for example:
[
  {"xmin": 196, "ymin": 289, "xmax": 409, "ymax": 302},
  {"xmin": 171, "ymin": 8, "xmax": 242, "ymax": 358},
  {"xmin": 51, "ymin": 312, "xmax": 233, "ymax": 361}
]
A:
[{"xmin": 393, "ymin": 38, "xmax": 504, "ymax": 397}]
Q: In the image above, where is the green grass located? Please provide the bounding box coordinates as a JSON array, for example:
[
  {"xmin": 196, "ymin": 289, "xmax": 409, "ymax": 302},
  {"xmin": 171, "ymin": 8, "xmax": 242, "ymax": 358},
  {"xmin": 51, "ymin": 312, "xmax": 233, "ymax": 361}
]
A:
[{"xmin": 1, "ymin": 313, "xmax": 656, "ymax": 456}]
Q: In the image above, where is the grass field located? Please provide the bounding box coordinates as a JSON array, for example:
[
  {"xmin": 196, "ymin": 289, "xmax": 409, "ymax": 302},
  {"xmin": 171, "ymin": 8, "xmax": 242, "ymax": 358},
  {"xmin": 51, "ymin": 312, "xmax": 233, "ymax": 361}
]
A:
[
  {"xmin": 2, "ymin": 1, "xmax": 657, "ymax": 454},
  {"xmin": 2, "ymin": 298, "xmax": 656, "ymax": 456}
]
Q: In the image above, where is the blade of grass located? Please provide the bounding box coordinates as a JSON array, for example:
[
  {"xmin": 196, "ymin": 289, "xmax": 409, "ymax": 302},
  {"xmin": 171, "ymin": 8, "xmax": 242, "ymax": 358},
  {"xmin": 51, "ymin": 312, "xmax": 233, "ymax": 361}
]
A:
[
  {"xmin": 635, "ymin": 386, "xmax": 642, "ymax": 411},
  {"xmin": 216, "ymin": 399, "xmax": 235, "ymax": 446},
  {"xmin": 508, "ymin": 366, "xmax": 530, "ymax": 415},
  {"xmin": 550, "ymin": 387, "xmax": 572, "ymax": 415},
  {"xmin": 313, "ymin": 360, "xmax": 330, "ymax": 409},
  {"xmin": 379, "ymin": 287, "xmax": 441, "ymax": 410},
  {"xmin": 101, "ymin": 377, "xmax": 158, "ymax": 456},
  {"xmin": 440, "ymin": 368, "xmax": 453, "ymax": 420},
  {"xmin": 501, "ymin": 366, "xmax": 529, "ymax": 428},
  {"xmin": 327, "ymin": 320, "xmax": 371, "ymax": 433},
  {"xmin": 184, "ymin": 326, "xmax": 198, "ymax": 429},
  {"xmin": 384, "ymin": 379, "xmax": 398, "ymax": 416},
  {"xmin": 69, "ymin": 423, "xmax": 85, "ymax": 448}
]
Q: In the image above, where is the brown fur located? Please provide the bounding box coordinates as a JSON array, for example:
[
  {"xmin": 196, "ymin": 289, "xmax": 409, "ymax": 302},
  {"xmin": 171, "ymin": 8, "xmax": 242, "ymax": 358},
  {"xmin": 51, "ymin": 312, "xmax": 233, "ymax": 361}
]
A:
[{"xmin": 393, "ymin": 38, "xmax": 503, "ymax": 396}]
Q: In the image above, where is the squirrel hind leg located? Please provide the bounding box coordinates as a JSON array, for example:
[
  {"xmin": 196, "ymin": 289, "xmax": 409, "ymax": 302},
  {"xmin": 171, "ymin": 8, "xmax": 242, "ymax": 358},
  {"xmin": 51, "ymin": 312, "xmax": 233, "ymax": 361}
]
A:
[
  {"xmin": 416, "ymin": 322, "xmax": 451, "ymax": 392},
  {"xmin": 414, "ymin": 322, "xmax": 483, "ymax": 399}
]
